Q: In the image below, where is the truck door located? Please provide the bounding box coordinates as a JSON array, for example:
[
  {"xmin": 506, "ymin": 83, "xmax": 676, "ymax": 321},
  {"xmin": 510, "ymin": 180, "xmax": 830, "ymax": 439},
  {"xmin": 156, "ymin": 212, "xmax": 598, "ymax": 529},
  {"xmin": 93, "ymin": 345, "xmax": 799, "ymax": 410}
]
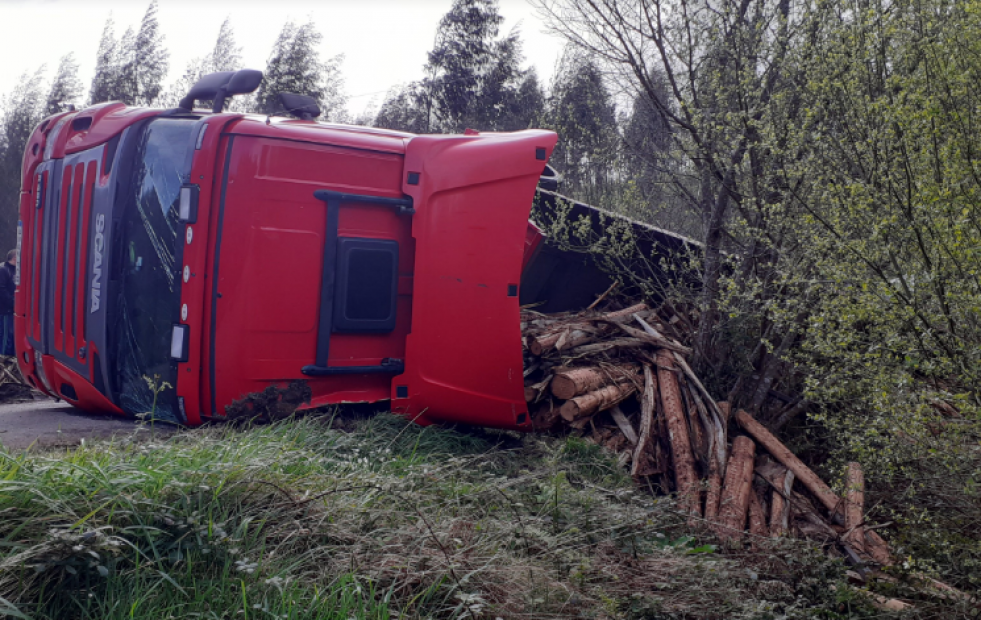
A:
[{"xmin": 206, "ymin": 135, "xmax": 412, "ymax": 414}]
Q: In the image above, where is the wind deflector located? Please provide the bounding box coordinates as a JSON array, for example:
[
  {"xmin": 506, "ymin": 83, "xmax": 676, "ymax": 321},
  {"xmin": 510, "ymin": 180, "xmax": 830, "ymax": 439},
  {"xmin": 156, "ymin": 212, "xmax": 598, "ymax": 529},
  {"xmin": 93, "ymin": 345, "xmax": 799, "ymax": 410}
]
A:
[
  {"xmin": 178, "ymin": 69, "xmax": 263, "ymax": 113},
  {"xmin": 278, "ymin": 93, "xmax": 321, "ymax": 120}
]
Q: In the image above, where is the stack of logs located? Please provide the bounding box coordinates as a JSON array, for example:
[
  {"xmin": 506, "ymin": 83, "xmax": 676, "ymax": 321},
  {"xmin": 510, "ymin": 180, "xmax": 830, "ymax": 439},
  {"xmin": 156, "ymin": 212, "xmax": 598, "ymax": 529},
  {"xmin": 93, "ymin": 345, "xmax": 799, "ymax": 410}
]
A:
[{"xmin": 523, "ymin": 302, "xmax": 892, "ymax": 564}]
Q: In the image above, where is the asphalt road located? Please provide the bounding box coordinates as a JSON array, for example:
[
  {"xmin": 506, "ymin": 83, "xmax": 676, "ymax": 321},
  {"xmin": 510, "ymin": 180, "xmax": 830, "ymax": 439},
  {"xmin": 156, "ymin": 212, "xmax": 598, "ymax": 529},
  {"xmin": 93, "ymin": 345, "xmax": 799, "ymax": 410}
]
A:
[{"xmin": 0, "ymin": 398, "xmax": 174, "ymax": 451}]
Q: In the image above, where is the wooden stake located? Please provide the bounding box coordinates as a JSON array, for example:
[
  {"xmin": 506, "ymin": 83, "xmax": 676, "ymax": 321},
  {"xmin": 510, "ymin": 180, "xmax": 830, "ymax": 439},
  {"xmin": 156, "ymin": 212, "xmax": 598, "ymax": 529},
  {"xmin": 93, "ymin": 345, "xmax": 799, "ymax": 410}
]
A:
[{"xmin": 657, "ymin": 351, "xmax": 701, "ymax": 517}]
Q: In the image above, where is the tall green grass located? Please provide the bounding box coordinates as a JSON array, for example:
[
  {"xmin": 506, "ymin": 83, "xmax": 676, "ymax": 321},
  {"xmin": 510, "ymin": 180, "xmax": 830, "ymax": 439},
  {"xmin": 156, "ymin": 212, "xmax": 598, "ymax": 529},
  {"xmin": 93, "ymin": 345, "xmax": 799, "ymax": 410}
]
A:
[{"xmin": 0, "ymin": 414, "xmax": 855, "ymax": 619}]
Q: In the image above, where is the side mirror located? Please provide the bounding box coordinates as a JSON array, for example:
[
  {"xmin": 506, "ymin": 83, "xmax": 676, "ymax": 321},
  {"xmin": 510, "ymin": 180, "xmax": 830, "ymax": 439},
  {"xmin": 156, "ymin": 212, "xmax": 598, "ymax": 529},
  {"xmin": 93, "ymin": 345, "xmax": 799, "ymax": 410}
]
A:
[
  {"xmin": 278, "ymin": 92, "xmax": 321, "ymax": 121},
  {"xmin": 179, "ymin": 69, "xmax": 263, "ymax": 113}
]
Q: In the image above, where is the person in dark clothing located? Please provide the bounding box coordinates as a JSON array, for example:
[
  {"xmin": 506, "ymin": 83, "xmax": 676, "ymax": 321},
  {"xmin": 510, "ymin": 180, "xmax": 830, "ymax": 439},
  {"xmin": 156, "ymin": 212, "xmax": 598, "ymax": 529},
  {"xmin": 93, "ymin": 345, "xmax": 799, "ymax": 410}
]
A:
[{"xmin": 0, "ymin": 250, "xmax": 17, "ymax": 357}]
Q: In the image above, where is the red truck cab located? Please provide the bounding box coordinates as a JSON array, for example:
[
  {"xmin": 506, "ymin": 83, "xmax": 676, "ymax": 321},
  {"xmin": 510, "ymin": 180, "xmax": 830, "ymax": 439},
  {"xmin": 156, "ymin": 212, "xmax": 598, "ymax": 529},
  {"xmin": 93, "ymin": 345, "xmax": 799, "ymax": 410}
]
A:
[{"xmin": 14, "ymin": 70, "xmax": 557, "ymax": 430}]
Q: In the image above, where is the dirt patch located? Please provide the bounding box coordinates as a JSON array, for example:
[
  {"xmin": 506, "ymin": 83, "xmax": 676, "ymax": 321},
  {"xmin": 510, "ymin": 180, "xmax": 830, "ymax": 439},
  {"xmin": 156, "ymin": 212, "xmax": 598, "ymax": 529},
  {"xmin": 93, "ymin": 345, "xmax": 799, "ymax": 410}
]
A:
[{"xmin": 220, "ymin": 380, "xmax": 313, "ymax": 424}]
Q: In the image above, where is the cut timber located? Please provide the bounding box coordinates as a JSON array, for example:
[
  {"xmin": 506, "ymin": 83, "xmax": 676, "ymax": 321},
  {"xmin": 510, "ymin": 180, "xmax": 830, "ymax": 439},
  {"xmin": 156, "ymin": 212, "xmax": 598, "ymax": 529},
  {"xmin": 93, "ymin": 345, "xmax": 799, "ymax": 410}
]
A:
[
  {"xmin": 735, "ymin": 410, "xmax": 839, "ymax": 514},
  {"xmin": 657, "ymin": 351, "xmax": 700, "ymax": 516},
  {"xmin": 766, "ymin": 466, "xmax": 794, "ymax": 537},
  {"xmin": 716, "ymin": 436, "xmax": 756, "ymax": 540},
  {"xmin": 551, "ymin": 365, "xmax": 635, "ymax": 400},
  {"xmin": 572, "ymin": 338, "xmax": 648, "ymax": 355},
  {"xmin": 532, "ymin": 401, "xmax": 561, "ymax": 431},
  {"xmin": 630, "ymin": 366, "xmax": 656, "ymax": 477},
  {"xmin": 524, "ymin": 377, "xmax": 551, "ymax": 404},
  {"xmin": 560, "ymin": 382, "xmax": 637, "ymax": 422},
  {"xmin": 704, "ymin": 458, "xmax": 723, "ymax": 520},
  {"xmin": 748, "ymin": 488, "xmax": 768, "ymax": 538},
  {"xmin": 604, "ymin": 303, "xmax": 648, "ymax": 321},
  {"xmin": 610, "ymin": 405, "xmax": 639, "ymax": 445}
]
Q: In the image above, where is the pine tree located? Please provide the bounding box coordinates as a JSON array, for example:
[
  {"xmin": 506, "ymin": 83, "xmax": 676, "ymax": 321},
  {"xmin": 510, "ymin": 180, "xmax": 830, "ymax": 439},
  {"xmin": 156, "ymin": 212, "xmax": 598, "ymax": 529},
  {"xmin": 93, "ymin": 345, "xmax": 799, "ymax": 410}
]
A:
[
  {"xmin": 46, "ymin": 54, "xmax": 84, "ymax": 116},
  {"xmin": 255, "ymin": 21, "xmax": 347, "ymax": 119},
  {"xmin": 157, "ymin": 18, "xmax": 242, "ymax": 109},
  {"xmin": 90, "ymin": 16, "xmax": 119, "ymax": 104},
  {"xmin": 545, "ymin": 49, "xmax": 618, "ymax": 202},
  {"xmin": 374, "ymin": 84, "xmax": 430, "ymax": 132},
  {"xmin": 209, "ymin": 18, "xmax": 241, "ymax": 73},
  {"xmin": 0, "ymin": 69, "xmax": 46, "ymax": 248},
  {"xmin": 117, "ymin": 1, "xmax": 168, "ymax": 105},
  {"xmin": 423, "ymin": 0, "xmax": 534, "ymax": 132}
]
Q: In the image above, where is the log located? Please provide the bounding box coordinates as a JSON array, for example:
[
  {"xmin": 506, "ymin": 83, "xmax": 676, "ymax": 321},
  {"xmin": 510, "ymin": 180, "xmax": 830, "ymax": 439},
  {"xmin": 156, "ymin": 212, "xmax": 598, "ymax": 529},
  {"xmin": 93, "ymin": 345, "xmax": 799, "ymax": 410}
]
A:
[
  {"xmin": 603, "ymin": 303, "xmax": 648, "ymax": 321},
  {"xmin": 560, "ymin": 382, "xmax": 637, "ymax": 422},
  {"xmin": 615, "ymin": 321, "xmax": 691, "ymax": 354},
  {"xmin": 630, "ymin": 366, "xmax": 656, "ymax": 477},
  {"xmin": 524, "ymin": 377, "xmax": 550, "ymax": 404},
  {"xmin": 610, "ymin": 405, "xmax": 639, "ymax": 445},
  {"xmin": 716, "ymin": 401, "xmax": 731, "ymax": 427},
  {"xmin": 716, "ymin": 436, "xmax": 756, "ymax": 540},
  {"xmin": 748, "ymin": 488, "xmax": 768, "ymax": 538},
  {"xmin": 571, "ymin": 338, "xmax": 648, "ymax": 355},
  {"xmin": 704, "ymin": 456, "xmax": 723, "ymax": 520},
  {"xmin": 766, "ymin": 467, "xmax": 794, "ymax": 537},
  {"xmin": 551, "ymin": 365, "xmax": 635, "ymax": 400},
  {"xmin": 682, "ymin": 382, "xmax": 708, "ymax": 465},
  {"xmin": 735, "ymin": 410, "xmax": 839, "ymax": 514},
  {"xmin": 531, "ymin": 400, "xmax": 561, "ymax": 431},
  {"xmin": 657, "ymin": 351, "xmax": 701, "ymax": 517}
]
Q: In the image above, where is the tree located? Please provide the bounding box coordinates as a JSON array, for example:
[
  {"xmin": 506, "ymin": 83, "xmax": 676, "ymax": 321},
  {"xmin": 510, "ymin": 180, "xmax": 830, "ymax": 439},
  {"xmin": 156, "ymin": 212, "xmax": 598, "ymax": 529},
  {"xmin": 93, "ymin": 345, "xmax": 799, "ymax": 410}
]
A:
[
  {"xmin": 89, "ymin": 16, "xmax": 119, "ymax": 104},
  {"xmin": 254, "ymin": 20, "xmax": 346, "ymax": 120},
  {"xmin": 373, "ymin": 84, "xmax": 430, "ymax": 133},
  {"xmin": 157, "ymin": 18, "xmax": 242, "ymax": 109},
  {"xmin": 45, "ymin": 54, "xmax": 84, "ymax": 116},
  {"xmin": 117, "ymin": 1, "xmax": 168, "ymax": 105},
  {"xmin": 209, "ymin": 18, "xmax": 241, "ymax": 73},
  {"xmin": 537, "ymin": 0, "xmax": 819, "ymax": 389},
  {"xmin": 0, "ymin": 69, "xmax": 46, "ymax": 248},
  {"xmin": 544, "ymin": 49, "xmax": 618, "ymax": 205},
  {"xmin": 423, "ymin": 0, "xmax": 540, "ymax": 132}
]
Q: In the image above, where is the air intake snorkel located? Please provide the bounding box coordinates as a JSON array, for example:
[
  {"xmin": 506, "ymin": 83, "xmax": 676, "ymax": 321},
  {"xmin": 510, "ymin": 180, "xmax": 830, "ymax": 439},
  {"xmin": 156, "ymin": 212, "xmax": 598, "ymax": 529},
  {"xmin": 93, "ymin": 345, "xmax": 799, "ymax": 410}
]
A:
[{"xmin": 177, "ymin": 69, "xmax": 263, "ymax": 114}]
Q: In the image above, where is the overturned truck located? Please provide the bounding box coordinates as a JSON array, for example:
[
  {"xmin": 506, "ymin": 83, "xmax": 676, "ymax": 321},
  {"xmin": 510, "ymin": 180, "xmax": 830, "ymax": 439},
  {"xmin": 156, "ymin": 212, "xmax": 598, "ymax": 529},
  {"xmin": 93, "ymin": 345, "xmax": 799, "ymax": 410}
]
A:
[{"xmin": 14, "ymin": 68, "xmax": 697, "ymax": 428}]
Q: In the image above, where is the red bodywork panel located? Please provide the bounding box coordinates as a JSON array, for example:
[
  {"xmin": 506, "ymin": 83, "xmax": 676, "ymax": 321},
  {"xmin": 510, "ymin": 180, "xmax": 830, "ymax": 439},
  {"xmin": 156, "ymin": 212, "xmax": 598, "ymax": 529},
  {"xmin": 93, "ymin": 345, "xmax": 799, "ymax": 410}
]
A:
[{"xmin": 15, "ymin": 103, "xmax": 556, "ymax": 431}]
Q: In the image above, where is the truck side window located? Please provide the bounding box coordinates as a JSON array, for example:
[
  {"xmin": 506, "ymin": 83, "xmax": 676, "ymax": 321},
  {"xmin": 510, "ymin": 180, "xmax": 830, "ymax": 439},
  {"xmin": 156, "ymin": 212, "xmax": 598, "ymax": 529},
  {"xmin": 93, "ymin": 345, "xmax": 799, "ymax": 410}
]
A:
[{"xmin": 332, "ymin": 238, "xmax": 398, "ymax": 333}]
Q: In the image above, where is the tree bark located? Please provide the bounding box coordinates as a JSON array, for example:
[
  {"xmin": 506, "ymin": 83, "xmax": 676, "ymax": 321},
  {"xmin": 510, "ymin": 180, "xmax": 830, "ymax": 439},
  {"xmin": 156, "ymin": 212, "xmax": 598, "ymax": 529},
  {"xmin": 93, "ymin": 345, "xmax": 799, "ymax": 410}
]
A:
[
  {"xmin": 716, "ymin": 435, "xmax": 756, "ymax": 540},
  {"xmin": 735, "ymin": 410, "xmax": 839, "ymax": 513},
  {"xmin": 560, "ymin": 382, "xmax": 637, "ymax": 422},
  {"xmin": 551, "ymin": 365, "xmax": 635, "ymax": 400},
  {"xmin": 657, "ymin": 351, "xmax": 701, "ymax": 516},
  {"xmin": 630, "ymin": 366, "xmax": 656, "ymax": 477}
]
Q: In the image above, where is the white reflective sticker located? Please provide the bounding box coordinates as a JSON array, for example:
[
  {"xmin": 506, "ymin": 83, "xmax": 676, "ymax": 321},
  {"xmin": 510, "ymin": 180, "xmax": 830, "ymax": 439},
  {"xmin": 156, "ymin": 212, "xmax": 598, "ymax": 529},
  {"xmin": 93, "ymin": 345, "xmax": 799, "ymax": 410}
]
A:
[
  {"xmin": 181, "ymin": 304, "xmax": 188, "ymax": 321},
  {"xmin": 183, "ymin": 265, "xmax": 190, "ymax": 283},
  {"xmin": 179, "ymin": 187, "xmax": 192, "ymax": 221},
  {"xmin": 186, "ymin": 226, "xmax": 193, "ymax": 245},
  {"xmin": 170, "ymin": 325, "xmax": 186, "ymax": 360}
]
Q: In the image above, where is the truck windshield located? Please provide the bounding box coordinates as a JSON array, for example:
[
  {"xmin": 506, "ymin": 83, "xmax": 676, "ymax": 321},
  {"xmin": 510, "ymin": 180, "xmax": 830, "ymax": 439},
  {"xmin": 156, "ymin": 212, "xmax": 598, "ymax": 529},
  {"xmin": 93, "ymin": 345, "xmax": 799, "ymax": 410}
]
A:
[{"xmin": 112, "ymin": 118, "xmax": 195, "ymax": 422}]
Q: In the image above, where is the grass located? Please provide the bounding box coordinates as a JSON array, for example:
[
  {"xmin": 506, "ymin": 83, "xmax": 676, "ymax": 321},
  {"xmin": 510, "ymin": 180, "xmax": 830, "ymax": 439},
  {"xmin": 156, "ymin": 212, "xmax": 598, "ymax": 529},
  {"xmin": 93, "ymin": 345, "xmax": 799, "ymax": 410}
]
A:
[{"xmin": 0, "ymin": 412, "xmax": 892, "ymax": 619}]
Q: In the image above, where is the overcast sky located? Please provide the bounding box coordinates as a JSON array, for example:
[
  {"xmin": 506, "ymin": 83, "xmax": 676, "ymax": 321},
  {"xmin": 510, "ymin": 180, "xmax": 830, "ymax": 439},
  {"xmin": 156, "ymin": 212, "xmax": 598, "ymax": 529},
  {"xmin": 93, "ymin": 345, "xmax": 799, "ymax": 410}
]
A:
[{"xmin": 0, "ymin": 0, "xmax": 567, "ymax": 117}]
